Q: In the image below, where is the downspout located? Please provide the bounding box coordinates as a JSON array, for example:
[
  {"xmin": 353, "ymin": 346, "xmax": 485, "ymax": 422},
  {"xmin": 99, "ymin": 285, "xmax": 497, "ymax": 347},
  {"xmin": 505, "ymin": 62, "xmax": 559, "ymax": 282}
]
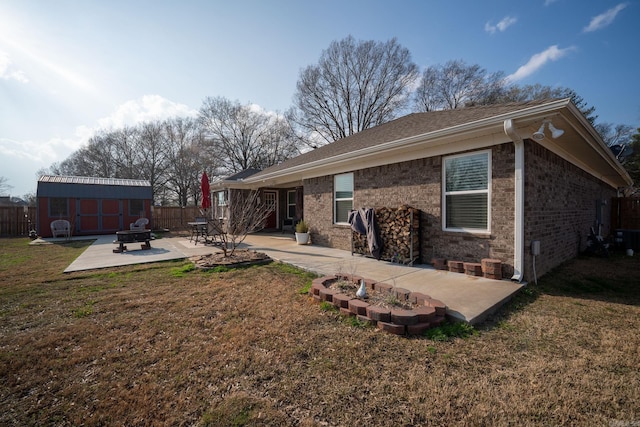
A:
[{"xmin": 503, "ymin": 119, "xmax": 525, "ymax": 283}]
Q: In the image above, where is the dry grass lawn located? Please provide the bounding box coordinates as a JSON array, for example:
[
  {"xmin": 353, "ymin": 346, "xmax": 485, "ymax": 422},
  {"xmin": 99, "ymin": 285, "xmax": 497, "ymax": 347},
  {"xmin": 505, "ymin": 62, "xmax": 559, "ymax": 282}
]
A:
[{"xmin": 1, "ymin": 236, "xmax": 639, "ymax": 426}]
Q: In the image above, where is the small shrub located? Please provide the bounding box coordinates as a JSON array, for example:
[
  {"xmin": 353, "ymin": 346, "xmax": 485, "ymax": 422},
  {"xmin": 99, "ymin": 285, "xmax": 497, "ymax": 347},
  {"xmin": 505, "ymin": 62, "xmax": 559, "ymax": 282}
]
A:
[
  {"xmin": 344, "ymin": 316, "xmax": 369, "ymax": 328},
  {"xmin": 295, "ymin": 220, "xmax": 309, "ymax": 233},
  {"xmin": 385, "ymin": 293, "xmax": 402, "ymax": 307},
  {"xmin": 319, "ymin": 301, "xmax": 336, "ymax": 312},
  {"xmin": 336, "ymin": 279, "xmax": 353, "ymax": 291},
  {"xmin": 424, "ymin": 321, "xmax": 477, "ymax": 341}
]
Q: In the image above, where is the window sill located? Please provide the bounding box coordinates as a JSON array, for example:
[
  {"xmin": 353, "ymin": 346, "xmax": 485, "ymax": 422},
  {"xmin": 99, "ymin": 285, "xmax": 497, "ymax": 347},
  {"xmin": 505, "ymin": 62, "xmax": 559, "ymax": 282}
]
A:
[{"xmin": 442, "ymin": 229, "xmax": 492, "ymax": 238}]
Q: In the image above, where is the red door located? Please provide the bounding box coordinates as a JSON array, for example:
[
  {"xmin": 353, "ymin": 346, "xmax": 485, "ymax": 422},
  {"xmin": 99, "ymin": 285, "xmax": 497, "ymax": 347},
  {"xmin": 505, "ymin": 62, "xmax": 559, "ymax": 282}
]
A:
[{"xmin": 264, "ymin": 191, "xmax": 277, "ymax": 229}]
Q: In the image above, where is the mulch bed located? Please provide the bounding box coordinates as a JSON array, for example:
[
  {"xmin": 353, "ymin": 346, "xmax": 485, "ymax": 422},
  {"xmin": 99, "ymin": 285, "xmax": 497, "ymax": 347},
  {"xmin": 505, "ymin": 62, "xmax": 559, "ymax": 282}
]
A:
[{"xmin": 190, "ymin": 250, "xmax": 271, "ymax": 269}]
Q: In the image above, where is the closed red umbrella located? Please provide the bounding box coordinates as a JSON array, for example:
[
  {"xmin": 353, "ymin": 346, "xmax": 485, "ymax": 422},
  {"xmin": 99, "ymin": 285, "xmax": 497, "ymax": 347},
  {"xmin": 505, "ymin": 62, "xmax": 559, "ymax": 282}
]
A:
[{"xmin": 201, "ymin": 171, "xmax": 211, "ymax": 210}]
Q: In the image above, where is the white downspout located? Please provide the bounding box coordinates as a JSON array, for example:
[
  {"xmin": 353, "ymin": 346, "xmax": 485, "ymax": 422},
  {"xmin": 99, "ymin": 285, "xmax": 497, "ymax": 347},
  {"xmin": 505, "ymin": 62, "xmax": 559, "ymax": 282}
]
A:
[{"xmin": 504, "ymin": 119, "xmax": 525, "ymax": 283}]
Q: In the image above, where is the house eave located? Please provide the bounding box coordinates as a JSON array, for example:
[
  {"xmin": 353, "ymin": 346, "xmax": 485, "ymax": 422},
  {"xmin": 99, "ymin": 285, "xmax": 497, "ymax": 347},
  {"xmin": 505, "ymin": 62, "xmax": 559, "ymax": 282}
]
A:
[
  {"xmin": 246, "ymin": 99, "xmax": 577, "ymax": 185},
  {"xmin": 221, "ymin": 98, "xmax": 631, "ymax": 190}
]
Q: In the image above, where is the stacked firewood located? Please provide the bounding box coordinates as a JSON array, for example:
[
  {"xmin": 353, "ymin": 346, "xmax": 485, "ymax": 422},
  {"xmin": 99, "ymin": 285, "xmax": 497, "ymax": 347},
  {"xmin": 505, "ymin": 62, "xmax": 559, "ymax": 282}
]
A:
[{"xmin": 352, "ymin": 205, "xmax": 420, "ymax": 264}]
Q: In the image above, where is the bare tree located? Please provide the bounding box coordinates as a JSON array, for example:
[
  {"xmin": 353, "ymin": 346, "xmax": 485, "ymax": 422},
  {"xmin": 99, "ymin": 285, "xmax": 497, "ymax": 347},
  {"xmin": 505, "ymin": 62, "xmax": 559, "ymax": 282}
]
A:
[
  {"xmin": 413, "ymin": 60, "xmax": 506, "ymax": 111},
  {"xmin": 137, "ymin": 121, "xmax": 171, "ymax": 202},
  {"xmin": 292, "ymin": 35, "xmax": 419, "ymax": 145},
  {"xmin": 164, "ymin": 117, "xmax": 207, "ymax": 206},
  {"xmin": 110, "ymin": 126, "xmax": 140, "ymax": 179},
  {"xmin": 56, "ymin": 130, "xmax": 119, "ymax": 178},
  {"xmin": 594, "ymin": 123, "xmax": 634, "ymax": 148},
  {"xmin": 0, "ymin": 176, "xmax": 12, "ymax": 196},
  {"xmin": 495, "ymin": 84, "xmax": 598, "ymax": 125},
  {"xmin": 198, "ymin": 97, "xmax": 299, "ymax": 174},
  {"xmin": 208, "ymin": 189, "xmax": 272, "ymax": 257}
]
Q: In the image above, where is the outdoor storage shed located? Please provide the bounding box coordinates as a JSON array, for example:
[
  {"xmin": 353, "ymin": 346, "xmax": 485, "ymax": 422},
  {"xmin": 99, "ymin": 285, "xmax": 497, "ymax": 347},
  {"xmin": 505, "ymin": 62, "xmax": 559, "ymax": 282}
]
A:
[{"xmin": 37, "ymin": 175, "xmax": 152, "ymax": 237}]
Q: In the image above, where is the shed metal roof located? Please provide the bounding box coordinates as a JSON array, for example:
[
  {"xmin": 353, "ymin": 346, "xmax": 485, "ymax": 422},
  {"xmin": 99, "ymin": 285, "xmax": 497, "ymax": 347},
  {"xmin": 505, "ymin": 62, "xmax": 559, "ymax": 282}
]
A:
[{"xmin": 38, "ymin": 175, "xmax": 151, "ymax": 187}]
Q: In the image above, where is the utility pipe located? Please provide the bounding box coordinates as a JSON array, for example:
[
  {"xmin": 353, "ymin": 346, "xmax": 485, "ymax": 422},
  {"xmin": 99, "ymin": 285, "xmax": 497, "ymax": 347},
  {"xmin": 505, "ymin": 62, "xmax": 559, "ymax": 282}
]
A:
[{"xmin": 503, "ymin": 119, "xmax": 525, "ymax": 283}]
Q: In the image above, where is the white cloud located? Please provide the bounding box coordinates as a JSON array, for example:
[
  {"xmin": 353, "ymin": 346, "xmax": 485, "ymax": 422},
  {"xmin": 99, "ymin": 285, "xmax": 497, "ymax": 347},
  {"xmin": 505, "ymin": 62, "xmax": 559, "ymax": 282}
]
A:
[
  {"xmin": 0, "ymin": 95, "xmax": 198, "ymax": 174},
  {"xmin": 0, "ymin": 137, "xmax": 58, "ymax": 163},
  {"xmin": 485, "ymin": 16, "xmax": 517, "ymax": 34},
  {"xmin": 93, "ymin": 95, "xmax": 198, "ymax": 130},
  {"xmin": 506, "ymin": 45, "xmax": 574, "ymax": 82},
  {"xmin": 0, "ymin": 50, "xmax": 28, "ymax": 83},
  {"xmin": 583, "ymin": 3, "xmax": 627, "ymax": 33},
  {"xmin": 544, "ymin": 0, "xmax": 560, "ymax": 6}
]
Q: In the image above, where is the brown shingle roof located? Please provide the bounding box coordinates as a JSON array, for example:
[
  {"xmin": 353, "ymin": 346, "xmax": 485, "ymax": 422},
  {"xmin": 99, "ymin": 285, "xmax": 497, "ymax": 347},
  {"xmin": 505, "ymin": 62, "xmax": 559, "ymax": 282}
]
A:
[{"xmin": 251, "ymin": 99, "xmax": 559, "ymax": 179}]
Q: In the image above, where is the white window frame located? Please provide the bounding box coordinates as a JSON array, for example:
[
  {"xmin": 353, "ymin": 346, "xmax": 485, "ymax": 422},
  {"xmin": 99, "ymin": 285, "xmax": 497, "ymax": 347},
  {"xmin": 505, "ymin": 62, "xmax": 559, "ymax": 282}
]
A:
[
  {"xmin": 215, "ymin": 190, "xmax": 228, "ymax": 219},
  {"xmin": 442, "ymin": 150, "xmax": 491, "ymax": 233},
  {"xmin": 286, "ymin": 190, "xmax": 296, "ymax": 219},
  {"xmin": 334, "ymin": 172, "xmax": 354, "ymax": 225}
]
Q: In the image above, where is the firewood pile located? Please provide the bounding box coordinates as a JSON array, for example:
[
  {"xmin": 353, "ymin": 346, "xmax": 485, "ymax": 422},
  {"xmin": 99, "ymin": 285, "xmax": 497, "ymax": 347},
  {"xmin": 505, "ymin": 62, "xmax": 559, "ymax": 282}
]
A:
[{"xmin": 352, "ymin": 205, "xmax": 420, "ymax": 264}]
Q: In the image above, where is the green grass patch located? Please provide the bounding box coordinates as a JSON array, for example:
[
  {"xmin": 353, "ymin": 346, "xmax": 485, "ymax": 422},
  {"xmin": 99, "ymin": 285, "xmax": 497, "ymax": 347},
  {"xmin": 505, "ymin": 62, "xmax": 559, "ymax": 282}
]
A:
[
  {"xmin": 72, "ymin": 301, "xmax": 96, "ymax": 318},
  {"xmin": 267, "ymin": 262, "xmax": 317, "ymax": 294},
  {"xmin": 319, "ymin": 301, "xmax": 336, "ymax": 312},
  {"xmin": 344, "ymin": 315, "xmax": 369, "ymax": 328},
  {"xmin": 170, "ymin": 263, "xmax": 196, "ymax": 277},
  {"xmin": 424, "ymin": 321, "xmax": 478, "ymax": 341},
  {"xmin": 201, "ymin": 394, "xmax": 256, "ymax": 427}
]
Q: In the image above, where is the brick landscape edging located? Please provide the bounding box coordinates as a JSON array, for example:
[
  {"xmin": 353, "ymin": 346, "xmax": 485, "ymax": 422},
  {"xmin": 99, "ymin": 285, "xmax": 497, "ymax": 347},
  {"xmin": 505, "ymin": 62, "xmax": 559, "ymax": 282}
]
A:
[{"xmin": 310, "ymin": 275, "xmax": 446, "ymax": 336}]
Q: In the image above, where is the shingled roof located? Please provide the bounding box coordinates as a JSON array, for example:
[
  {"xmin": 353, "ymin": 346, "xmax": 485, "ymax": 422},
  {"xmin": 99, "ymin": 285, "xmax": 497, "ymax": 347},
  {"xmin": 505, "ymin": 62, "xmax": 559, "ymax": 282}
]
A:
[{"xmin": 251, "ymin": 99, "xmax": 558, "ymax": 179}]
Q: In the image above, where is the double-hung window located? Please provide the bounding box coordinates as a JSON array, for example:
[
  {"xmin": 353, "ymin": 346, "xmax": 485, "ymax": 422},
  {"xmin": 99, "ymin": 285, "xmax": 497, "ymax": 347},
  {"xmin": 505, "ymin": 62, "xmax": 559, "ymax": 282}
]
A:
[
  {"xmin": 216, "ymin": 191, "xmax": 227, "ymax": 219},
  {"xmin": 286, "ymin": 190, "xmax": 296, "ymax": 219},
  {"xmin": 443, "ymin": 151, "xmax": 490, "ymax": 232},
  {"xmin": 334, "ymin": 173, "xmax": 353, "ymax": 224}
]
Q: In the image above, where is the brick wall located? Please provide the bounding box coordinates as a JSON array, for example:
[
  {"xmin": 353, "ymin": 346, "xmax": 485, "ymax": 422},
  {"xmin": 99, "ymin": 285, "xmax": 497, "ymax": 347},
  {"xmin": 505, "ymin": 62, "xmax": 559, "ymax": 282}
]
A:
[
  {"xmin": 524, "ymin": 141, "xmax": 617, "ymax": 279},
  {"xmin": 302, "ymin": 141, "xmax": 618, "ymax": 282},
  {"xmin": 303, "ymin": 144, "xmax": 517, "ymax": 276}
]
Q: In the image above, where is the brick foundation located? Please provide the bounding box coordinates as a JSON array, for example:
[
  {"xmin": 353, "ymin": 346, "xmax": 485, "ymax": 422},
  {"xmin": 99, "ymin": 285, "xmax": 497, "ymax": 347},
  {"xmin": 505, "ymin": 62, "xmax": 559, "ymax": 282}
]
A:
[
  {"xmin": 464, "ymin": 262, "xmax": 483, "ymax": 276},
  {"xmin": 448, "ymin": 261, "xmax": 465, "ymax": 273}
]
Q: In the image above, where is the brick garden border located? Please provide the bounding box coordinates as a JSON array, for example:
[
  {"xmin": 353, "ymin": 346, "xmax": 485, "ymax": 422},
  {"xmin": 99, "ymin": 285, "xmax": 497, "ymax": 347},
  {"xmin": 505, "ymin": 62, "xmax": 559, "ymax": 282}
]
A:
[{"xmin": 310, "ymin": 275, "xmax": 446, "ymax": 336}]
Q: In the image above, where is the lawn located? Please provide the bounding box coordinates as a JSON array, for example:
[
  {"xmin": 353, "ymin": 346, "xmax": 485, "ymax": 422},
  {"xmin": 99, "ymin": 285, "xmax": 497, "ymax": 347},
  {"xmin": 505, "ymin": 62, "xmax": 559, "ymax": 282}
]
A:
[{"xmin": 1, "ymin": 237, "xmax": 639, "ymax": 426}]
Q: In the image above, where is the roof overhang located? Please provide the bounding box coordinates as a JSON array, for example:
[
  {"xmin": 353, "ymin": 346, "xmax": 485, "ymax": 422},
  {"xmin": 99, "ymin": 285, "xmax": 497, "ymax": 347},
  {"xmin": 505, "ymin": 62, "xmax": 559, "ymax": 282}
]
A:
[{"xmin": 217, "ymin": 99, "xmax": 632, "ymax": 191}]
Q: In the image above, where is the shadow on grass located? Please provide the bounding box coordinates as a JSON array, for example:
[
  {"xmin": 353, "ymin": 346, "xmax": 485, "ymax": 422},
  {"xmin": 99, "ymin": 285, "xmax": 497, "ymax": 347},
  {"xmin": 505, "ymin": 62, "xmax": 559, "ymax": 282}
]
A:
[
  {"xmin": 481, "ymin": 251, "xmax": 640, "ymax": 329},
  {"xmin": 535, "ymin": 252, "xmax": 640, "ymax": 306}
]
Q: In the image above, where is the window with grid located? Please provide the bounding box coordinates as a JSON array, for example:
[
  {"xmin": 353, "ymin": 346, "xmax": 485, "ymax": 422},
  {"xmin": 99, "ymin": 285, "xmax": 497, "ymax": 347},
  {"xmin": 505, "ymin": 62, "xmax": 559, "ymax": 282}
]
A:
[
  {"xmin": 334, "ymin": 173, "xmax": 353, "ymax": 224},
  {"xmin": 216, "ymin": 191, "xmax": 227, "ymax": 219},
  {"xmin": 287, "ymin": 190, "xmax": 296, "ymax": 219},
  {"xmin": 129, "ymin": 199, "xmax": 144, "ymax": 216},
  {"xmin": 443, "ymin": 151, "xmax": 490, "ymax": 232},
  {"xmin": 49, "ymin": 198, "xmax": 68, "ymax": 217}
]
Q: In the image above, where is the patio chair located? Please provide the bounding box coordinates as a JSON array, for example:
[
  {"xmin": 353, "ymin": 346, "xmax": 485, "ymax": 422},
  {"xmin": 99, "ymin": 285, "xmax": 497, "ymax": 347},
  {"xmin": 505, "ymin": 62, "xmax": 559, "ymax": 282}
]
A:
[
  {"xmin": 130, "ymin": 217, "xmax": 149, "ymax": 231},
  {"xmin": 190, "ymin": 217, "xmax": 207, "ymax": 243},
  {"xmin": 50, "ymin": 219, "xmax": 71, "ymax": 238},
  {"xmin": 203, "ymin": 219, "xmax": 226, "ymax": 246}
]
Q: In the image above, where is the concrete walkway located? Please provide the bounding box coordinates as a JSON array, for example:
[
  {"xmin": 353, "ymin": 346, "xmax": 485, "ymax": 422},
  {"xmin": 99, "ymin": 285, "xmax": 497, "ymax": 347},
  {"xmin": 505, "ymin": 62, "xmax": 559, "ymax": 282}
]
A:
[{"xmin": 38, "ymin": 233, "xmax": 523, "ymax": 324}]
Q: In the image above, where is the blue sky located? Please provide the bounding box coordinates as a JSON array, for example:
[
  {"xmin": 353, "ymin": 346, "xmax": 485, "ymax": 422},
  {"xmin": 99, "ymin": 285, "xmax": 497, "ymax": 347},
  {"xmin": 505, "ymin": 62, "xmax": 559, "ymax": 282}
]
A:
[{"xmin": 1, "ymin": 0, "xmax": 638, "ymax": 197}]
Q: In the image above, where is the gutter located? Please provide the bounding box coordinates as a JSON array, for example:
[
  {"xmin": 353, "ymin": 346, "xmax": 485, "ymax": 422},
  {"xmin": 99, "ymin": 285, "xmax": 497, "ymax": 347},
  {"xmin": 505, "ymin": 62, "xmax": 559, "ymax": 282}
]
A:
[
  {"xmin": 246, "ymin": 99, "xmax": 573, "ymax": 185},
  {"xmin": 503, "ymin": 119, "xmax": 525, "ymax": 283}
]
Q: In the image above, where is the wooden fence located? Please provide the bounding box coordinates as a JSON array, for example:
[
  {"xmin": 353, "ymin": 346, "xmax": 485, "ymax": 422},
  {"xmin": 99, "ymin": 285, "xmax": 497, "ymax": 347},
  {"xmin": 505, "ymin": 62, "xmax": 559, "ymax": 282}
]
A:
[
  {"xmin": 151, "ymin": 206, "xmax": 204, "ymax": 231},
  {"xmin": 0, "ymin": 207, "xmax": 37, "ymax": 237},
  {"xmin": 0, "ymin": 206, "xmax": 205, "ymax": 237},
  {"xmin": 611, "ymin": 197, "xmax": 640, "ymax": 230}
]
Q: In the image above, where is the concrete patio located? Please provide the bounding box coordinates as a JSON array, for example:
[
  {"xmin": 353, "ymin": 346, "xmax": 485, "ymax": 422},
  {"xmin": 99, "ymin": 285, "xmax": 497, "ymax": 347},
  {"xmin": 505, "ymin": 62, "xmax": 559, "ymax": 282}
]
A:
[{"xmin": 36, "ymin": 233, "xmax": 523, "ymax": 325}]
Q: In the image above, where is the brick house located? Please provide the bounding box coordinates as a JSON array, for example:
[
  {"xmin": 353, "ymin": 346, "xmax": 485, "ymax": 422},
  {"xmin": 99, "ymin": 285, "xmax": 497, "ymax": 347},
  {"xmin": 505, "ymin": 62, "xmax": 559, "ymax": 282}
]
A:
[{"xmin": 211, "ymin": 98, "xmax": 632, "ymax": 282}]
